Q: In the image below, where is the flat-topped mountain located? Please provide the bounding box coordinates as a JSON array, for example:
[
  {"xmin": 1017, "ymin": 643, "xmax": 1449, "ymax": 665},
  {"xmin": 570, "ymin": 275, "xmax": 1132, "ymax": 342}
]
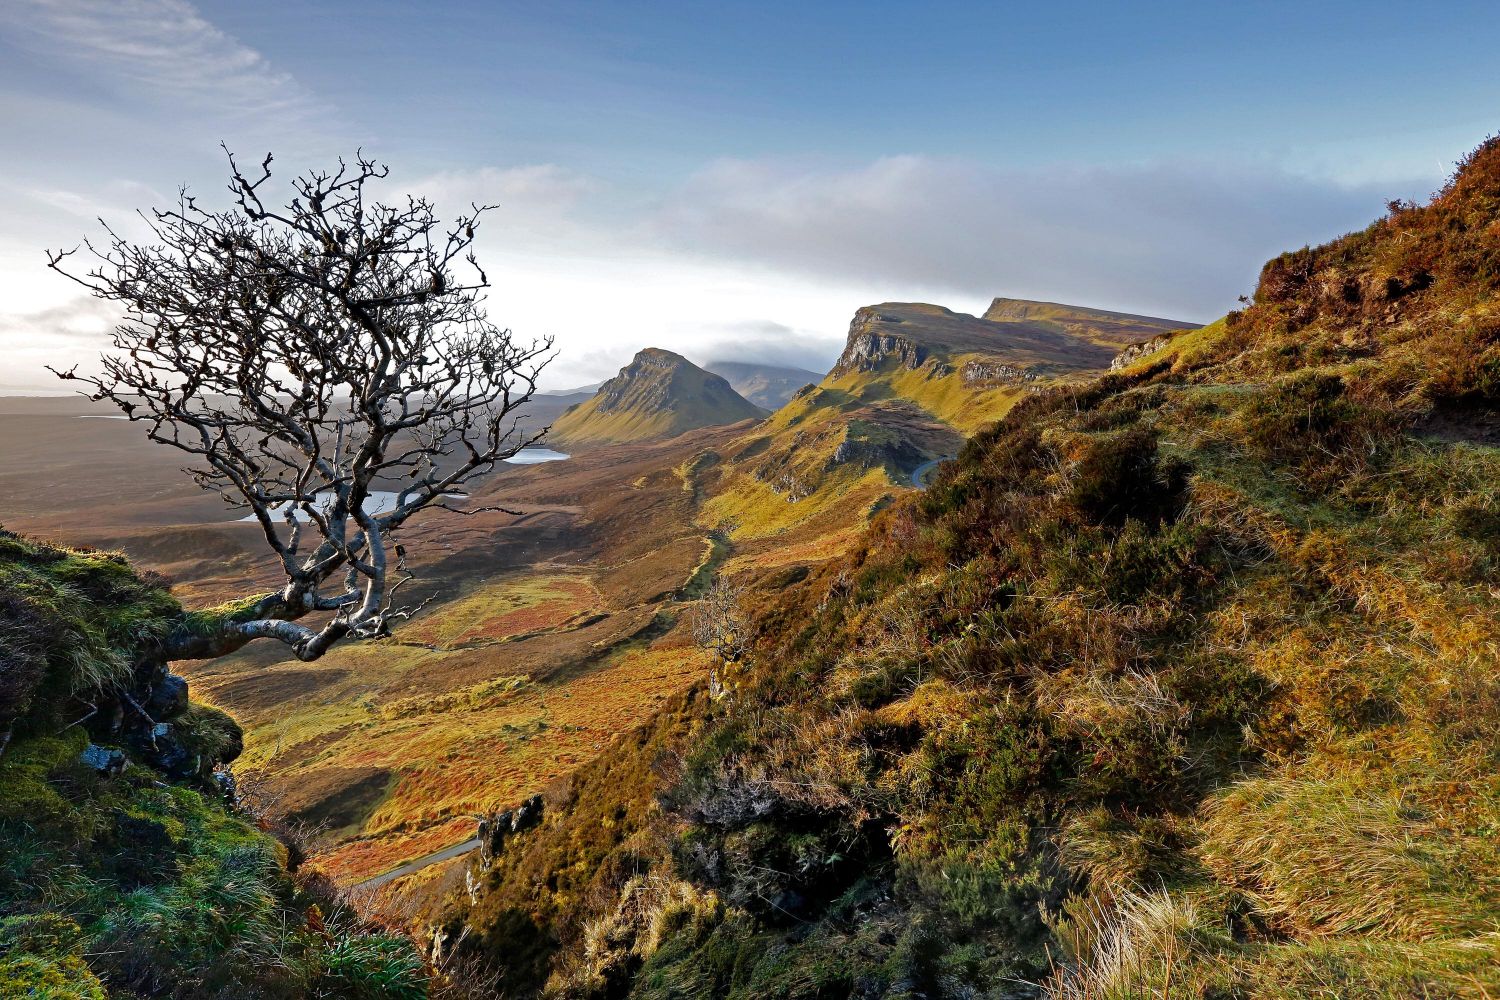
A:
[
  {"xmin": 704, "ymin": 360, "xmax": 822, "ymax": 410},
  {"xmin": 983, "ymin": 295, "xmax": 1198, "ymax": 336},
  {"xmin": 552, "ymin": 348, "xmax": 766, "ymax": 444},
  {"xmin": 696, "ymin": 296, "xmax": 1200, "ymax": 544},
  {"xmin": 823, "ymin": 297, "xmax": 1196, "ymax": 436},
  {"xmin": 829, "ymin": 299, "xmax": 1194, "ymax": 382}
]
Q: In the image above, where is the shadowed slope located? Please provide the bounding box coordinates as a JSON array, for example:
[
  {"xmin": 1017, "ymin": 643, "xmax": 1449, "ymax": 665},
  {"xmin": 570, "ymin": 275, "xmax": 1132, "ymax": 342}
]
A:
[{"xmin": 703, "ymin": 360, "xmax": 823, "ymax": 410}]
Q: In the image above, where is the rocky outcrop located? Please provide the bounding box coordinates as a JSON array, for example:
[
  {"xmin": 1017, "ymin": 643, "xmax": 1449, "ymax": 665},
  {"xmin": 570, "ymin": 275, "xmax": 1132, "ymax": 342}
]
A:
[
  {"xmin": 830, "ymin": 308, "xmax": 927, "ymax": 377},
  {"xmin": 829, "ymin": 434, "xmax": 927, "ymax": 472},
  {"xmin": 960, "ymin": 359, "xmax": 1039, "ymax": 387},
  {"xmin": 1110, "ymin": 333, "xmax": 1173, "ymax": 370},
  {"xmin": 477, "ymin": 793, "xmax": 545, "ymax": 867},
  {"xmin": 468, "ymin": 793, "xmax": 547, "ymax": 904}
]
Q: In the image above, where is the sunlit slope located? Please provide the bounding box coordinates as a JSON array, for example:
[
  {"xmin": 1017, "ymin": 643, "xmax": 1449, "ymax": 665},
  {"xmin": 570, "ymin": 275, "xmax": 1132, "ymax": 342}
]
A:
[
  {"xmin": 181, "ymin": 429, "xmax": 743, "ymax": 886},
  {"xmin": 827, "ymin": 300, "xmax": 1195, "ymax": 432},
  {"xmin": 700, "ymin": 298, "xmax": 1196, "ymax": 544},
  {"xmin": 442, "ymin": 137, "xmax": 1500, "ymax": 999},
  {"xmin": 553, "ymin": 348, "xmax": 766, "ymax": 444},
  {"xmin": 982, "ymin": 296, "xmax": 1199, "ymax": 343}
]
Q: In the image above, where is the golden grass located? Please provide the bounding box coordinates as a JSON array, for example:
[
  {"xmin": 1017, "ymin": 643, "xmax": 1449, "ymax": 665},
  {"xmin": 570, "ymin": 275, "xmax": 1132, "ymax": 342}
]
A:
[
  {"xmin": 399, "ymin": 575, "xmax": 601, "ymax": 648},
  {"xmin": 185, "ymin": 564, "xmax": 712, "ymax": 885},
  {"xmin": 827, "ymin": 355, "xmax": 1028, "ymax": 434},
  {"xmin": 702, "ymin": 465, "xmax": 891, "ymax": 541},
  {"xmin": 249, "ymin": 632, "xmax": 710, "ymax": 883}
]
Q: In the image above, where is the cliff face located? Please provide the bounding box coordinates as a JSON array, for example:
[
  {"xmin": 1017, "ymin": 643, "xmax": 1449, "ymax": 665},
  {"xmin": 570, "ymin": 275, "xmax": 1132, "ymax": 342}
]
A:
[
  {"xmin": 553, "ymin": 348, "xmax": 766, "ymax": 444},
  {"xmin": 1109, "ymin": 333, "xmax": 1174, "ymax": 369},
  {"xmin": 828, "ymin": 298, "xmax": 1196, "ymax": 384},
  {"xmin": 828, "ymin": 308, "xmax": 929, "ymax": 377},
  {"xmin": 959, "ymin": 358, "xmax": 1040, "ymax": 388}
]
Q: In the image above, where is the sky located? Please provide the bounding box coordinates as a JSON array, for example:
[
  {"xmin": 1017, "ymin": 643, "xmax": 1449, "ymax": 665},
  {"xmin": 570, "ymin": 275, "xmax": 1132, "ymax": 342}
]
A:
[{"xmin": 1, "ymin": 0, "xmax": 1497, "ymax": 391}]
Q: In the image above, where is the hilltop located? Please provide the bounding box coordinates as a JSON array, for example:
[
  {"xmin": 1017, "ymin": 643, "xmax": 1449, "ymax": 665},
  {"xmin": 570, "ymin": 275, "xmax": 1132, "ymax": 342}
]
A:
[
  {"xmin": 552, "ymin": 348, "xmax": 766, "ymax": 445},
  {"xmin": 697, "ymin": 297, "xmax": 1193, "ymax": 550},
  {"xmin": 982, "ymin": 296, "xmax": 1199, "ymax": 338},
  {"xmin": 828, "ymin": 299, "xmax": 1193, "ymax": 430},
  {"xmin": 703, "ymin": 360, "xmax": 823, "ymax": 410},
  {"xmin": 435, "ymin": 138, "xmax": 1500, "ymax": 998}
]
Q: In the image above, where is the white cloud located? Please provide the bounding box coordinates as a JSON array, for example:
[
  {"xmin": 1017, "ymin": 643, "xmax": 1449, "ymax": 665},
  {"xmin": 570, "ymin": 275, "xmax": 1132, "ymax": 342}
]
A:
[
  {"xmin": 650, "ymin": 155, "xmax": 1435, "ymax": 321},
  {"xmin": 0, "ymin": 141, "xmax": 1445, "ymax": 394},
  {"xmin": 5, "ymin": 0, "xmax": 321, "ymax": 123},
  {"xmin": 0, "ymin": 296, "xmax": 117, "ymax": 389}
]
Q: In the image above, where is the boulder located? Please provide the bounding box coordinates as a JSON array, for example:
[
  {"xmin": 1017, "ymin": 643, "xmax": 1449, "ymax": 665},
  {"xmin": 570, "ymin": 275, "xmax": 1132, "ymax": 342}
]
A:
[{"xmin": 145, "ymin": 673, "xmax": 189, "ymax": 720}]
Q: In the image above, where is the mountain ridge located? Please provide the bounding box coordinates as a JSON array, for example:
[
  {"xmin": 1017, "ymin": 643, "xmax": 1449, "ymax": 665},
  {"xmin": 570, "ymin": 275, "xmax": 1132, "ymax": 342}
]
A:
[{"xmin": 696, "ymin": 296, "xmax": 1195, "ymax": 545}]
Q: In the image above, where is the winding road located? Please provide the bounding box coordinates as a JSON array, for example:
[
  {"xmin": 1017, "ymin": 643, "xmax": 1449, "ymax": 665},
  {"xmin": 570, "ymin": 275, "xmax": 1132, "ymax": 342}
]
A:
[
  {"xmin": 349, "ymin": 463, "xmax": 954, "ymax": 895},
  {"xmin": 911, "ymin": 455, "xmax": 956, "ymax": 489}
]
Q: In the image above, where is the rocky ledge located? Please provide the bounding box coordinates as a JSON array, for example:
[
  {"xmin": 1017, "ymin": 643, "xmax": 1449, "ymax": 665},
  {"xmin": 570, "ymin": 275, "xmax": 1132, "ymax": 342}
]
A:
[
  {"xmin": 1110, "ymin": 333, "xmax": 1173, "ymax": 370},
  {"xmin": 830, "ymin": 308, "xmax": 927, "ymax": 377},
  {"xmin": 960, "ymin": 359, "xmax": 1039, "ymax": 387}
]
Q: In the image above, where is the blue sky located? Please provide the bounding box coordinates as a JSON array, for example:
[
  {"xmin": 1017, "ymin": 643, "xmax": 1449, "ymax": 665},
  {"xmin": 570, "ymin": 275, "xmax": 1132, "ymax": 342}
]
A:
[{"xmin": 1, "ymin": 0, "xmax": 1496, "ymax": 388}]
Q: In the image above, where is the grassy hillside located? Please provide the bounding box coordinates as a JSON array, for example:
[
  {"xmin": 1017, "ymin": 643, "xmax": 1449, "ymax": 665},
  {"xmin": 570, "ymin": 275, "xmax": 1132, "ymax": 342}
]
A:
[
  {"xmin": 0, "ymin": 530, "xmax": 427, "ymax": 997},
  {"xmin": 436, "ymin": 138, "xmax": 1500, "ymax": 998},
  {"xmin": 699, "ymin": 298, "xmax": 1190, "ymax": 555},
  {"xmin": 182, "ymin": 436, "xmax": 732, "ymax": 888},
  {"xmin": 553, "ymin": 349, "xmax": 765, "ymax": 445}
]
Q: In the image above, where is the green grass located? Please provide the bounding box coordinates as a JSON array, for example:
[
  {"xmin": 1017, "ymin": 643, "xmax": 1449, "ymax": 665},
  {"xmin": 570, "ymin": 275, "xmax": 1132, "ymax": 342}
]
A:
[{"xmin": 0, "ymin": 532, "xmax": 429, "ymax": 997}]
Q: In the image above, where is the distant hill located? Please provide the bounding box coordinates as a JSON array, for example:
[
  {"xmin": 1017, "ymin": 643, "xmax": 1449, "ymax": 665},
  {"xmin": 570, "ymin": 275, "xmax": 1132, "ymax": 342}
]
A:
[
  {"xmin": 552, "ymin": 348, "xmax": 766, "ymax": 444},
  {"xmin": 827, "ymin": 299, "xmax": 1194, "ymax": 425},
  {"xmin": 539, "ymin": 381, "xmax": 604, "ymax": 396},
  {"xmin": 703, "ymin": 360, "xmax": 822, "ymax": 410},
  {"xmin": 982, "ymin": 296, "xmax": 1198, "ymax": 336}
]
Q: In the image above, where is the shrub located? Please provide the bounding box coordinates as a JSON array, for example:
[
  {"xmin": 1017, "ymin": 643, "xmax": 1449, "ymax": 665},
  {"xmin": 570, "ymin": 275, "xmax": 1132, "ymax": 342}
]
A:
[{"xmin": 1065, "ymin": 427, "xmax": 1188, "ymax": 528}]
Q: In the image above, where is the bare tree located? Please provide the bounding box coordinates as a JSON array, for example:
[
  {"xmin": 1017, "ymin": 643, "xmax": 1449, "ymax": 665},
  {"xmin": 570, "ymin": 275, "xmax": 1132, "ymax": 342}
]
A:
[
  {"xmin": 690, "ymin": 575, "xmax": 750, "ymax": 697},
  {"xmin": 47, "ymin": 149, "xmax": 553, "ymax": 662}
]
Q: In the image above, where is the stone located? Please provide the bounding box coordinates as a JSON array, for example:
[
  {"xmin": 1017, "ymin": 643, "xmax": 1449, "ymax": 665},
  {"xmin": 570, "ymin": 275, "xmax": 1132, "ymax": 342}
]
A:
[
  {"xmin": 212, "ymin": 767, "xmax": 237, "ymax": 803},
  {"xmin": 1109, "ymin": 334, "xmax": 1172, "ymax": 371},
  {"xmin": 478, "ymin": 794, "xmax": 546, "ymax": 863},
  {"xmin": 959, "ymin": 359, "xmax": 1038, "ymax": 387},
  {"xmin": 145, "ymin": 673, "xmax": 189, "ymax": 720},
  {"xmin": 511, "ymin": 794, "xmax": 544, "ymax": 833},
  {"xmin": 79, "ymin": 744, "xmax": 126, "ymax": 776}
]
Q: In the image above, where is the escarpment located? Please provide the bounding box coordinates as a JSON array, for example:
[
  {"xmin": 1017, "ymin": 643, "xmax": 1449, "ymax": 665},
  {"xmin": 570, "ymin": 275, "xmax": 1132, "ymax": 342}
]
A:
[{"xmin": 829, "ymin": 308, "xmax": 929, "ymax": 376}]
